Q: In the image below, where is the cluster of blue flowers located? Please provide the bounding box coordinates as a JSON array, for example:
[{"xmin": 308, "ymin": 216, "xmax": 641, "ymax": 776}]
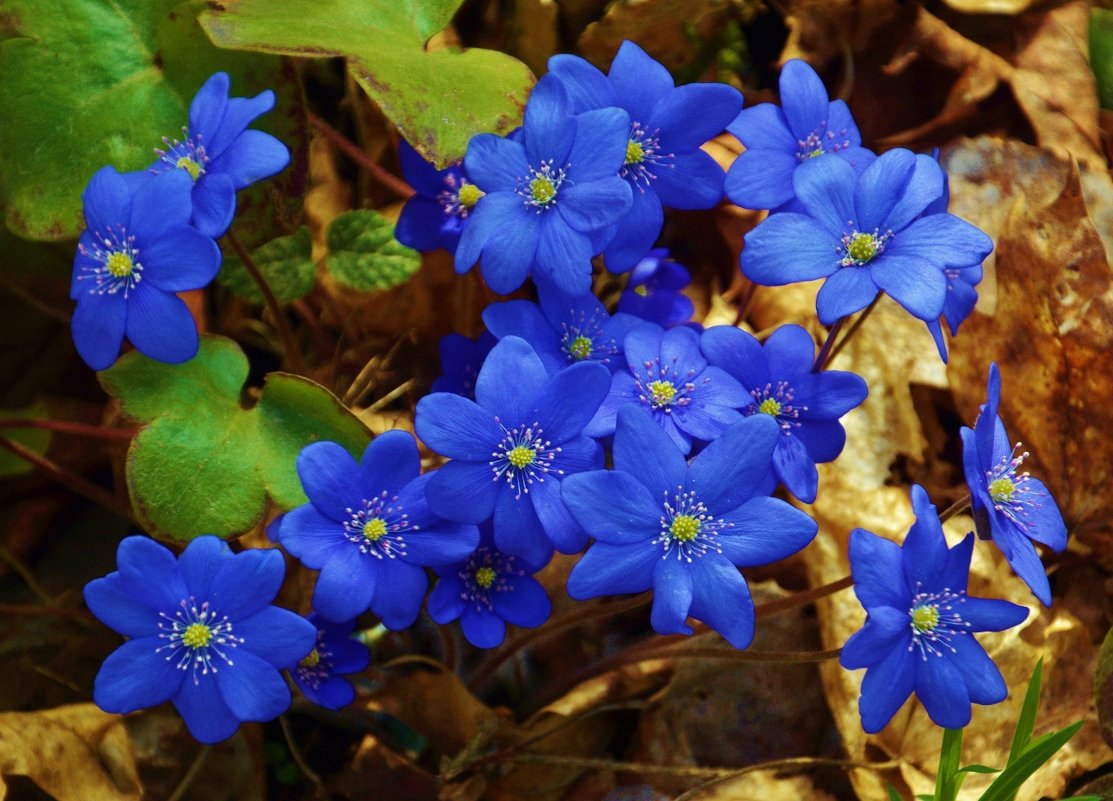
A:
[{"xmin": 79, "ymin": 48, "xmax": 1070, "ymax": 746}]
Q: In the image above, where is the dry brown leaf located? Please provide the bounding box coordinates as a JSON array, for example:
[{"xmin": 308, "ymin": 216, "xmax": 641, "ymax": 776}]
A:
[
  {"xmin": 505, "ymin": 0, "xmax": 560, "ymax": 77},
  {"xmin": 942, "ymin": 0, "xmax": 1036, "ymax": 17},
  {"xmin": 779, "ymin": 0, "xmax": 904, "ymax": 73}
]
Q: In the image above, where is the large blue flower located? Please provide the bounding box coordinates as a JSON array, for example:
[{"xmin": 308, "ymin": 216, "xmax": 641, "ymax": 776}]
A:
[
  {"xmin": 430, "ymin": 331, "xmax": 498, "ymax": 400},
  {"xmin": 275, "ymin": 432, "xmax": 479, "ymax": 627},
  {"xmin": 617, "ymin": 249, "xmax": 695, "ymax": 328},
  {"xmin": 564, "ymin": 407, "xmax": 817, "ymax": 648},
  {"xmin": 142, "ymin": 72, "xmax": 289, "ymax": 238},
  {"xmin": 482, "ymin": 282, "xmax": 640, "ymax": 375},
  {"xmin": 700, "ymin": 324, "xmax": 868, "ymax": 503},
  {"xmin": 961, "ymin": 364, "xmax": 1067, "ymax": 606},
  {"xmin": 70, "ymin": 166, "xmax": 221, "ymax": 370},
  {"xmin": 585, "ymin": 321, "xmax": 748, "ymax": 454},
  {"xmin": 840, "ymin": 485, "xmax": 1028, "ymax": 732},
  {"xmin": 740, "ymin": 149, "xmax": 994, "ymax": 325},
  {"xmin": 84, "ymin": 536, "xmax": 316, "ymax": 744},
  {"xmin": 548, "ymin": 41, "xmax": 742, "ymax": 271},
  {"xmin": 455, "ymin": 75, "xmax": 633, "ymax": 296},
  {"xmin": 724, "ymin": 59, "xmax": 875, "ymax": 212},
  {"xmin": 427, "ymin": 524, "xmax": 552, "ymax": 648},
  {"xmin": 395, "ymin": 140, "xmax": 482, "ymax": 254},
  {"xmin": 289, "ymin": 614, "xmax": 370, "ymax": 710},
  {"xmin": 415, "ymin": 336, "xmax": 610, "ymax": 564}
]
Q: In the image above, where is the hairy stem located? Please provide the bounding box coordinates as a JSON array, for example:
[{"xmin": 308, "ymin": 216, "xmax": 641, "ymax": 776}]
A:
[
  {"xmin": 0, "ymin": 418, "xmax": 134, "ymax": 441},
  {"xmin": 308, "ymin": 113, "xmax": 414, "ymax": 199}
]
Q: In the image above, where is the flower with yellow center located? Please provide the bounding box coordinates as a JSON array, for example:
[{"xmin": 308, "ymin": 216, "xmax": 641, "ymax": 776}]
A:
[
  {"xmin": 458, "ymin": 183, "xmax": 484, "ymax": 209},
  {"xmin": 363, "ymin": 518, "xmax": 387, "ymax": 542},
  {"xmin": 911, "ymin": 604, "xmax": 940, "ymax": 634},
  {"xmin": 669, "ymin": 514, "xmax": 700, "ymax": 543},
  {"xmin": 647, "ymin": 380, "xmax": 676, "ymax": 407},
  {"xmin": 507, "ymin": 445, "xmax": 536, "ymax": 469},
  {"xmin": 625, "ymin": 139, "xmax": 646, "ymax": 165},
  {"xmin": 568, "ymin": 336, "xmax": 593, "ymax": 360},
  {"xmin": 181, "ymin": 622, "xmax": 213, "ymax": 649},
  {"xmin": 105, "ymin": 251, "xmax": 135, "ymax": 278},
  {"xmin": 758, "ymin": 398, "xmax": 782, "ymax": 416},
  {"xmin": 988, "ymin": 477, "xmax": 1015, "ymax": 503},
  {"xmin": 474, "ymin": 567, "xmax": 497, "ymax": 589}
]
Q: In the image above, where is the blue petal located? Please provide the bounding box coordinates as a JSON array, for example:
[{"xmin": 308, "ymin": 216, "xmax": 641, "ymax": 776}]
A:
[
  {"xmin": 482, "ymin": 300, "xmax": 563, "ymax": 373},
  {"xmin": 608, "ymin": 41, "xmax": 674, "ymax": 123},
  {"xmin": 278, "ymin": 504, "xmax": 346, "ymax": 568},
  {"xmin": 742, "ymin": 213, "xmax": 838, "ymax": 285},
  {"xmin": 399, "ymin": 513, "xmax": 479, "ymax": 566},
  {"xmin": 124, "ymin": 283, "xmax": 199, "ymax": 365},
  {"xmin": 826, "ymin": 99, "xmax": 863, "ymax": 147},
  {"xmin": 886, "ymin": 214, "xmax": 993, "ymax": 268},
  {"xmin": 535, "ymin": 217, "xmax": 593, "ymax": 295},
  {"xmin": 360, "ymin": 431, "xmax": 420, "ymax": 496},
  {"xmin": 858, "ymin": 646, "xmax": 915, "ymax": 733},
  {"xmin": 853, "ymin": 149, "xmax": 916, "ymax": 234},
  {"xmin": 173, "ymin": 672, "xmax": 241, "ymax": 743},
  {"xmin": 298, "ymin": 675, "xmax": 356, "ymax": 710},
  {"xmin": 396, "ymin": 196, "xmax": 450, "ymax": 252},
  {"xmin": 492, "ymin": 574, "xmax": 551, "ymax": 627},
  {"xmin": 93, "ymin": 636, "xmax": 184, "ymax": 713},
  {"xmin": 214, "ymin": 649, "xmax": 291, "ymax": 722},
  {"xmin": 559, "ymin": 176, "xmax": 633, "ymax": 232},
  {"xmin": 398, "ymin": 139, "xmax": 447, "ymax": 196},
  {"xmin": 914, "ymin": 651, "xmax": 971, "ymax": 729},
  {"xmin": 816, "ymin": 267, "xmax": 878, "ymax": 325},
  {"xmin": 717, "ymin": 496, "xmax": 818, "ymax": 566},
  {"xmin": 660, "ymin": 323, "xmax": 705, "ymax": 370},
  {"xmin": 848, "ymin": 528, "xmax": 908, "ymax": 610},
  {"xmin": 478, "ymin": 207, "xmax": 540, "ymax": 294},
  {"xmin": 561, "ymin": 470, "xmax": 660, "ymax": 545},
  {"xmin": 622, "ymin": 319, "xmax": 664, "ymax": 371},
  {"xmin": 428, "ymin": 574, "xmax": 468, "ymax": 623},
  {"xmin": 455, "ymin": 192, "xmax": 508, "ymax": 272},
  {"xmin": 326, "ymin": 634, "xmax": 370, "ymax": 673},
  {"xmin": 566, "ymin": 107, "xmax": 630, "ymax": 183},
  {"xmin": 689, "ymin": 415, "xmax": 780, "ymax": 509},
  {"xmin": 652, "ymin": 83, "xmax": 742, "ymax": 153},
  {"xmin": 567, "ymin": 541, "xmax": 658, "ymax": 599},
  {"xmin": 960, "ymin": 596, "xmax": 1028, "ymax": 632},
  {"xmin": 425, "ymin": 460, "xmax": 500, "ymax": 524},
  {"xmin": 555, "ymin": 431, "xmax": 607, "ymax": 473},
  {"xmin": 208, "ymin": 90, "xmax": 276, "ymax": 157},
  {"xmin": 948, "ymin": 636, "xmax": 1008, "ymax": 705},
  {"xmin": 84, "ymin": 573, "xmax": 159, "ymax": 638},
  {"xmin": 237, "ymin": 606, "xmax": 316, "ymax": 667},
  {"xmin": 650, "ymin": 556, "xmax": 693, "ymax": 636},
  {"xmin": 295, "ymin": 441, "xmax": 365, "ymax": 522},
  {"xmin": 371, "ymin": 560, "xmax": 428, "ymax": 630},
  {"xmin": 687, "ymin": 555, "xmax": 754, "ymax": 649},
  {"xmin": 461, "ymin": 607, "xmax": 507, "ymax": 648},
  {"xmin": 1017, "ymin": 476, "xmax": 1068, "ymax": 550},
  {"xmin": 178, "ymin": 536, "xmax": 232, "ymax": 601},
  {"xmin": 604, "ymin": 188, "xmax": 665, "ymax": 273},
  {"xmin": 313, "ymin": 553, "xmax": 376, "ymax": 621},
  {"xmin": 476, "ymin": 335, "xmax": 549, "ymax": 424},
  {"xmin": 880, "ymin": 153, "xmax": 946, "ymax": 233},
  {"xmin": 839, "ymin": 606, "xmax": 909, "ymax": 668},
  {"xmin": 727, "ymin": 103, "xmax": 794, "ymax": 150},
  {"xmin": 141, "ymin": 226, "xmax": 221, "ymax": 292},
  {"xmin": 129, "ymin": 169, "xmax": 193, "ymax": 241},
  {"xmin": 415, "ymin": 394, "xmax": 504, "ymax": 462},
  {"xmin": 530, "ymin": 477, "xmax": 587, "ymax": 553},
  {"xmin": 763, "ymin": 324, "xmax": 816, "ymax": 378},
  {"xmin": 795, "ymin": 418, "xmax": 847, "ymax": 462},
  {"xmin": 524, "ymin": 75, "xmax": 574, "ymax": 166},
  {"xmin": 82, "ymin": 166, "xmax": 131, "ymax": 235},
  {"xmin": 724, "ymin": 149, "xmax": 798, "ymax": 211},
  {"xmin": 530, "ymin": 360, "xmax": 611, "ymax": 442},
  {"xmin": 464, "ymin": 135, "xmax": 529, "ymax": 194},
  {"xmin": 547, "ymin": 54, "xmax": 615, "ymax": 111},
  {"xmin": 190, "ymin": 174, "xmax": 237, "ymax": 238},
  {"xmin": 188, "ymin": 72, "xmax": 230, "ymax": 142},
  {"xmin": 583, "ymin": 372, "xmax": 639, "ymax": 438},
  {"xmin": 700, "ymin": 325, "xmax": 768, "ymax": 389},
  {"xmin": 939, "ymin": 532, "xmax": 974, "ymax": 595},
  {"xmin": 772, "ymin": 433, "xmax": 819, "ymax": 502},
  {"xmin": 778, "ymin": 59, "xmax": 831, "ymax": 142},
  {"xmin": 900, "ymin": 485, "xmax": 950, "ymax": 591},
  {"xmin": 612, "ymin": 404, "xmax": 688, "ymax": 499},
  {"xmin": 793, "ymin": 155, "xmax": 858, "ymax": 237},
  {"xmin": 494, "ymin": 489, "xmax": 554, "ymax": 566},
  {"xmin": 117, "ymin": 536, "xmax": 188, "ymax": 613},
  {"xmin": 210, "ymin": 547, "xmax": 285, "ymax": 619},
  {"xmin": 791, "ymin": 371, "xmax": 868, "ymax": 419},
  {"xmin": 871, "ymin": 255, "xmax": 946, "ymax": 321},
  {"xmin": 652, "ymin": 149, "xmax": 725, "ymax": 210},
  {"xmin": 994, "ymin": 522, "xmax": 1052, "ymax": 605},
  {"xmin": 208, "ymin": 130, "xmax": 289, "ymax": 189},
  {"xmin": 72, "ymin": 293, "xmax": 127, "ymax": 371}
]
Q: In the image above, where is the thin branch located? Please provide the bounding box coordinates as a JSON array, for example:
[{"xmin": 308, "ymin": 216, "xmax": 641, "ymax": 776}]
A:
[
  {"xmin": 811, "ymin": 317, "xmax": 846, "ymax": 372},
  {"xmin": 0, "ymin": 544, "xmax": 55, "ymax": 605},
  {"xmin": 0, "ymin": 418, "xmax": 134, "ymax": 441},
  {"xmin": 0, "ymin": 278, "xmax": 72, "ymax": 324},
  {"xmin": 365, "ymin": 379, "xmax": 414, "ymax": 414},
  {"xmin": 826, "ymin": 294, "xmax": 881, "ymax": 367},
  {"xmin": 226, "ymin": 230, "xmax": 307, "ymax": 374},
  {"xmin": 939, "ymin": 494, "xmax": 971, "ymax": 523},
  {"xmin": 615, "ymin": 646, "xmax": 843, "ymax": 666},
  {"xmin": 280, "ymin": 714, "xmax": 325, "ymax": 789},
  {"xmin": 754, "ymin": 574, "xmax": 854, "ymax": 618},
  {"xmin": 308, "ymin": 113, "xmax": 414, "ymax": 199},
  {"xmin": 672, "ymin": 756, "xmax": 903, "ymax": 801},
  {"xmin": 167, "ymin": 745, "xmax": 211, "ymax": 801}
]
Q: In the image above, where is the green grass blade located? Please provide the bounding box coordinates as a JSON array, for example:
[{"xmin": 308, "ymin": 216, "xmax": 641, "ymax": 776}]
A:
[{"xmin": 978, "ymin": 721, "xmax": 1083, "ymax": 801}]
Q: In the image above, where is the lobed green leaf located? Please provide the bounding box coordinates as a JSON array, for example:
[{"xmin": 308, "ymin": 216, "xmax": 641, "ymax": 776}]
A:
[{"xmin": 326, "ymin": 210, "xmax": 421, "ymax": 292}]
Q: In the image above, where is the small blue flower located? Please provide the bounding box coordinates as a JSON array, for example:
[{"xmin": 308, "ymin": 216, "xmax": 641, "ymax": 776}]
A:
[
  {"xmin": 564, "ymin": 406, "xmax": 817, "ymax": 648},
  {"xmin": 84, "ymin": 536, "xmax": 316, "ymax": 744},
  {"xmin": 482, "ymin": 282, "xmax": 640, "ymax": 375},
  {"xmin": 415, "ymin": 336, "xmax": 610, "ymax": 564},
  {"xmin": 961, "ymin": 364, "xmax": 1067, "ymax": 606},
  {"xmin": 840, "ymin": 485, "xmax": 1028, "ymax": 732},
  {"xmin": 585, "ymin": 321, "xmax": 748, "ymax": 454},
  {"xmin": 740, "ymin": 148, "xmax": 994, "ymax": 325},
  {"xmin": 617, "ymin": 249, "xmax": 695, "ymax": 328},
  {"xmin": 455, "ymin": 75, "xmax": 633, "ymax": 296},
  {"xmin": 700, "ymin": 324, "xmax": 868, "ymax": 503},
  {"xmin": 71, "ymin": 166, "xmax": 221, "ymax": 370},
  {"xmin": 142, "ymin": 72, "xmax": 289, "ymax": 238},
  {"xmin": 427, "ymin": 525, "xmax": 552, "ymax": 648},
  {"xmin": 395, "ymin": 140, "xmax": 483, "ymax": 254},
  {"xmin": 275, "ymin": 432, "xmax": 479, "ymax": 627},
  {"xmin": 724, "ymin": 59, "xmax": 875, "ymax": 212},
  {"xmin": 431, "ymin": 331, "xmax": 498, "ymax": 400},
  {"xmin": 290, "ymin": 614, "xmax": 370, "ymax": 709},
  {"xmin": 548, "ymin": 41, "xmax": 742, "ymax": 272}
]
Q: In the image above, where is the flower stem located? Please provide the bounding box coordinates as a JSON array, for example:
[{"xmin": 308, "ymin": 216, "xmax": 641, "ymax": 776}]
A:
[
  {"xmin": 935, "ymin": 727, "xmax": 965, "ymax": 801},
  {"xmin": 226, "ymin": 230, "xmax": 307, "ymax": 374},
  {"xmin": 939, "ymin": 494, "xmax": 971, "ymax": 523},
  {"xmin": 672, "ymin": 756, "xmax": 902, "ymax": 801},
  {"xmin": 0, "ymin": 418, "xmax": 134, "ymax": 441},
  {"xmin": 308, "ymin": 113, "xmax": 414, "ymax": 199},
  {"xmin": 825, "ymin": 294, "xmax": 881, "ymax": 367},
  {"xmin": 811, "ymin": 317, "xmax": 846, "ymax": 372},
  {"xmin": 167, "ymin": 745, "xmax": 211, "ymax": 801}
]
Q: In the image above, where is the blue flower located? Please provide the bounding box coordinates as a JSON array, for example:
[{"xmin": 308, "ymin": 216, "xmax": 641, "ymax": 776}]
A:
[
  {"xmin": 290, "ymin": 614, "xmax": 370, "ymax": 709},
  {"xmin": 585, "ymin": 321, "xmax": 748, "ymax": 454},
  {"xmin": 840, "ymin": 485, "xmax": 1028, "ymax": 732},
  {"xmin": 143, "ymin": 72, "xmax": 289, "ymax": 238},
  {"xmin": 427, "ymin": 525, "xmax": 552, "ymax": 648},
  {"xmin": 455, "ymin": 75, "xmax": 633, "ymax": 296},
  {"xmin": 548, "ymin": 41, "xmax": 742, "ymax": 272},
  {"xmin": 617, "ymin": 249, "xmax": 695, "ymax": 328},
  {"xmin": 564, "ymin": 407, "xmax": 817, "ymax": 648},
  {"xmin": 395, "ymin": 140, "xmax": 482, "ymax": 254},
  {"xmin": 84, "ymin": 536, "xmax": 316, "ymax": 744},
  {"xmin": 275, "ymin": 432, "xmax": 480, "ymax": 627},
  {"xmin": 961, "ymin": 364, "xmax": 1067, "ymax": 606},
  {"xmin": 431, "ymin": 331, "xmax": 498, "ymax": 400},
  {"xmin": 482, "ymin": 282, "xmax": 640, "ymax": 375},
  {"xmin": 724, "ymin": 59, "xmax": 875, "ymax": 212},
  {"xmin": 740, "ymin": 148, "xmax": 994, "ymax": 325},
  {"xmin": 415, "ymin": 336, "xmax": 610, "ymax": 564},
  {"xmin": 700, "ymin": 324, "xmax": 867, "ymax": 503},
  {"xmin": 70, "ymin": 166, "xmax": 221, "ymax": 370}
]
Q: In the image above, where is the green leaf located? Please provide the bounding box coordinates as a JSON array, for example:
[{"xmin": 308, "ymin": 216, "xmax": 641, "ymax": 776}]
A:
[
  {"xmin": 977, "ymin": 722, "xmax": 1085, "ymax": 801},
  {"xmin": 935, "ymin": 727, "xmax": 965, "ymax": 801},
  {"xmin": 886, "ymin": 786, "xmax": 904, "ymax": 801},
  {"xmin": 198, "ymin": 0, "xmax": 534, "ymax": 167},
  {"xmin": 1097, "ymin": 626, "xmax": 1113, "ymax": 752},
  {"xmin": 956, "ymin": 765, "xmax": 1001, "ymax": 775},
  {"xmin": 99, "ymin": 335, "xmax": 369, "ymax": 542},
  {"xmin": 326, "ymin": 210, "xmax": 421, "ymax": 291},
  {"xmin": 1008, "ymin": 657, "xmax": 1044, "ymax": 771},
  {"xmin": 1091, "ymin": 9, "xmax": 1113, "ymax": 110},
  {"xmin": 0, "ymin": 404, "xmax": 51, "ymax": 478},
  {"xmin": 0, "ymin": 0, "xmax": 305, "ymax": 241},
  {"xmin": 218, "ymin": 227, "xmax": 315, "ymax": 304}
]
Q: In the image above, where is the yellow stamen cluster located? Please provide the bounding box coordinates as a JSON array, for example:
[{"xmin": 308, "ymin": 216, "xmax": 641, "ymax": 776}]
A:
[
  {"xmin": 475, "ymin": 567, "xmax": 497, "ymax": 588},
  {"xmin": 507, "ymin": 446, "xmax": 536, "ymax": 469},
  {"xmin": 670, "ymin": 514, "xmax": 701, "ymax": 542},
  {"xmin": 363, "ymin": 518, "xmax": 387, "ymax": 541},
  {"xmin": 182, "ymin": 622, "xmax": 213, "ymax": 649}
]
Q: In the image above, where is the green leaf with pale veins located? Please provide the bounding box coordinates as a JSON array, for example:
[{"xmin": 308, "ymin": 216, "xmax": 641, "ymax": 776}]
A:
[
  {"xmin": 99, "ymin": 335, "xmax": 369, "ymax": 542},
  {"xmin": 326, "ymin": 210, "xmax": 421, "ymax": 292},
  {"xmin": 198, "ymin": 0, "xmax": 534, "ymax": 167},
  {"xmin": 0, "ymin": 0, "xmax": 306, "ymax": 242},
  {"xmin": 218, "ymin": 227, "xmax": 316, "ymax": 304}
]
